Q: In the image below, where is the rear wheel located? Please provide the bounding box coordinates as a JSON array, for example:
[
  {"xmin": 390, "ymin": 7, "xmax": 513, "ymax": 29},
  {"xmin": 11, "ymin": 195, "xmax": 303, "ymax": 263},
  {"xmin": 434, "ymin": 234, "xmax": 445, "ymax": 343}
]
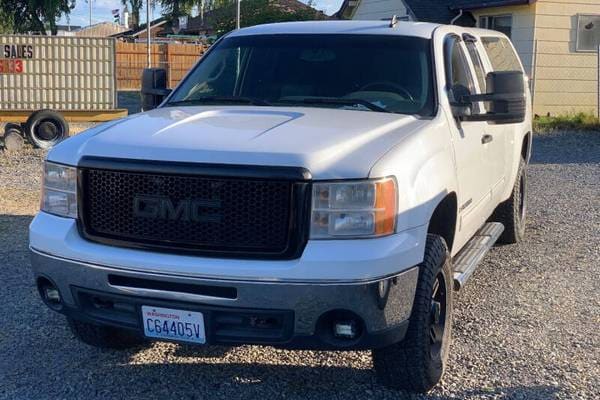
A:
[
  {"xmin": 68, "ymin": 318, "xmax": 144, "ymax": 349},
  {"xmin": 372, "ymin": 234, "xmax": 453, "ymax": 393},
  {"xmin": 491, "ymin": 157, "xmax": 527, "ymax": 244}
]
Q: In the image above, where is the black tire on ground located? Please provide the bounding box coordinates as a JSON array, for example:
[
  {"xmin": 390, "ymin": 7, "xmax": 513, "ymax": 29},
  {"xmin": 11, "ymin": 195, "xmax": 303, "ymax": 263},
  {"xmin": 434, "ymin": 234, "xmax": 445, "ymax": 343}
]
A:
[
  {"xmin": 3, "ymin": 127, "xmax": 25, "ymax": 151},
  {"xmin": 68, "ymin": 318, "xmax": 145, "ymax": 349},
  {"xmin": 490, "ymin": 156, "xmax": 527, "ymax": 244},
  {"xmin": 25, "ymin": 109, "xmax": 69, "ymax": 149},
  {"xmin": 372, "ymin": 234, "xmax": 453, "ymax": 393}
]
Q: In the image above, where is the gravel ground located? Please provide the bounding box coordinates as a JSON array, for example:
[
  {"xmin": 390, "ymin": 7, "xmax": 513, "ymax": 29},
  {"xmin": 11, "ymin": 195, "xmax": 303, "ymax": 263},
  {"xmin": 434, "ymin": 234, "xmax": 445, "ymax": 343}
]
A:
[{"xmin": 0, "ymin": 131, "xmax": 598, "ymax": 400}]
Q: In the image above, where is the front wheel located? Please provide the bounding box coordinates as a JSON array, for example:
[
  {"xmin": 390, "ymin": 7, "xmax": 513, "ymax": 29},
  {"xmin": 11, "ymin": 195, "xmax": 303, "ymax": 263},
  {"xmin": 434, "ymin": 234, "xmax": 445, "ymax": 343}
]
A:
[
  {"xmin": 491, "ymin": 156, "xmax": 527, "ymax": 244},
  {"xmin": 372, "ymin": 234, "xmax": 453, "ymax": 393}
]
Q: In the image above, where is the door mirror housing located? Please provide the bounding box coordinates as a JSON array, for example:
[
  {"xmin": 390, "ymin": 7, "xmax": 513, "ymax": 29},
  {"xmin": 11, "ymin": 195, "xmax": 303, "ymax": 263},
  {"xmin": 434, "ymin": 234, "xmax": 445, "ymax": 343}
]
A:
[
  {"xmin": 456, "ymin": 71, "xmax": 526, "ymax": 124},
  {"xmin": 141, "ymin": 68, "xmax": 172, "ymax": 111},
  {"xmin": 449, "ymin": 84, "xmax": 473, "ymax": 118}
]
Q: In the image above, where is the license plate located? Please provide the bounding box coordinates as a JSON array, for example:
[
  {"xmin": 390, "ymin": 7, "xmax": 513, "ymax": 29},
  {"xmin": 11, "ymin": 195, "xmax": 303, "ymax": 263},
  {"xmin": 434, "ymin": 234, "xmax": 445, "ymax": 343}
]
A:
[{"xmin": 141, "ymin": 306, "xmax": 206, "ymax": 344}]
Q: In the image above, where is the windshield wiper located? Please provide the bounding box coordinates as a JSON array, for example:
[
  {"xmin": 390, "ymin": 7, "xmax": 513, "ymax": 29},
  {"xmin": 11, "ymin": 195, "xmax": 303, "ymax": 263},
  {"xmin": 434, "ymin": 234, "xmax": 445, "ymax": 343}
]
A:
[
  {"xmin": 166, "ymin": 96, "xmax": 272, "ymax": 107},
  {"xmin": 280, "ymin": 98, "xmax": 389, "ymax": 113}
]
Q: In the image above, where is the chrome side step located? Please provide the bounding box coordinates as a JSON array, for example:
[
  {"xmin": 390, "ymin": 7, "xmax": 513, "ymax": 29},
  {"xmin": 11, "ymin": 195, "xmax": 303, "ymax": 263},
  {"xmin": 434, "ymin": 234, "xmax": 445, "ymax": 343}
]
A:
[{"xmin": 452, "ymin": 222, "xmax": 504, "ymax": 291}]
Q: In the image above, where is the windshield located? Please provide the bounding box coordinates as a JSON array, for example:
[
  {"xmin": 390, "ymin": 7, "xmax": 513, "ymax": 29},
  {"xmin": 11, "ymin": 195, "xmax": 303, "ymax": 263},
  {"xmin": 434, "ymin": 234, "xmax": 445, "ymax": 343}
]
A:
[{"xmin": 166, "ymin": 34, "xmax": 435, "ymax": 116}]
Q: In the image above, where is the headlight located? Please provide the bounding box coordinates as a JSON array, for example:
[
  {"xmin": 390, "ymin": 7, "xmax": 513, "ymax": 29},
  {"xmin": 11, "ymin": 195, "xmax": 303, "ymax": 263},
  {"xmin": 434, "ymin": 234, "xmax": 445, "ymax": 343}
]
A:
[
  {"xmin": 310, "ymin": 177, "xmax": 397, "ymax": 239},
  {"xmin": 41, "ymin": 162, "xmax": 77, "ymax": 218}
]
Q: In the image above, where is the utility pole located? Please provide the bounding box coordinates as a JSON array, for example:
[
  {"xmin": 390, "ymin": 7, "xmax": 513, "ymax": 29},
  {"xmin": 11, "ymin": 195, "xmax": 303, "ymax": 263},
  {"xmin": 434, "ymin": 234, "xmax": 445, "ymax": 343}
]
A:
[
  {"xmin": 89, "ymin": 0, "xmax": 92, "ymax": 27},
  {"xmin": 146, "ymin": 0, "xmax": 151, "ymax": 68},
  {"xmin": 236, "ymin": 0, "xmax": 241, "ymax": 29}
]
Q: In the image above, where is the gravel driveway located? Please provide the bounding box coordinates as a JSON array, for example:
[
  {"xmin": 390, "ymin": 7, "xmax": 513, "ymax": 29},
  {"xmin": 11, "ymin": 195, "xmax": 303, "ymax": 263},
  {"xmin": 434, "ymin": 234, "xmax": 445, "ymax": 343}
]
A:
[{"xmin": 0, "ymin": 131, "xmax": 598, "ymax": 400}]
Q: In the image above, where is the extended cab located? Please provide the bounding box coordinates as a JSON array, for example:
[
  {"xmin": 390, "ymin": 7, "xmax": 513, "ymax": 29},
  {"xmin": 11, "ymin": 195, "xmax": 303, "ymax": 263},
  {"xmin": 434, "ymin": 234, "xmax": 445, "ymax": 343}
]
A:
[{"xmin": 30, "ymin": 20, "xmax": 531, "ymax": 393}]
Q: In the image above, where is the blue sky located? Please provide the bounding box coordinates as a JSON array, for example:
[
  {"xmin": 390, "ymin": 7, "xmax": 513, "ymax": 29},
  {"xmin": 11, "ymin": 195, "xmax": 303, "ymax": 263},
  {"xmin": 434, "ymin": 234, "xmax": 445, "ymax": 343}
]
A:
[{"xmin": 60, "ymin": 0, "xmax": 344, "ymax": 27}]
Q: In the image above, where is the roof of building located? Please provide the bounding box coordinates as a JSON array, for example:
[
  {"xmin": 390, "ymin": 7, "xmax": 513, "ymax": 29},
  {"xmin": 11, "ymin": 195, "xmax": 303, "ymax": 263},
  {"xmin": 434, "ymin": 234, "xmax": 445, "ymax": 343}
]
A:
[
  {"xmin": 229, "ymin": 20, "xmax": 440, "ymax": 39},
  {"xmin": 55, "ymin": 24, "xmax": 82, "ymax": 31},
  {"xmin": 134, "ymin": 19, "xmax": 168, "ymax": 36},
  {"xmin": 404, "ymin": 0, "xmax": 534, "ymax": 23},
  {"xmin": 110, "ymin": 17, "xmax": 168, "ymax": 38},
  {"xmin": 74, "ymin": 22, "xmax": 128, "ymax": 37},
  {"xmin": 336, "ymin": 0, "xmax": 535, "ymax": 24},
  {"xmin": 448, "ymin": 0, "xmax": 535, "ymax": 10}
]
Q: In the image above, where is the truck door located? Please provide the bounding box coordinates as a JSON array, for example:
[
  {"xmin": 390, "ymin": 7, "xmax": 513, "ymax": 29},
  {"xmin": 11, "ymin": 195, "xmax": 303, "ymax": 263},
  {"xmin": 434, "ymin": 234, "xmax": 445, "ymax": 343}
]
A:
[
  {"xmin": 464, "ymin": 36, "xmax": 507, "ymax": 199},
  {"xmin": 443, "ymin": 34, "xmax": 492, "ymax": 237}
]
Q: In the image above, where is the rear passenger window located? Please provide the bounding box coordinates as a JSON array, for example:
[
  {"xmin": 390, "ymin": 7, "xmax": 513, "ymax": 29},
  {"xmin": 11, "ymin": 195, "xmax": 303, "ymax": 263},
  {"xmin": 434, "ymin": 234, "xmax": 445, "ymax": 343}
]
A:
[{"xmin": 481, "ymin": 37, "xmax": 521, "ymax": 72}]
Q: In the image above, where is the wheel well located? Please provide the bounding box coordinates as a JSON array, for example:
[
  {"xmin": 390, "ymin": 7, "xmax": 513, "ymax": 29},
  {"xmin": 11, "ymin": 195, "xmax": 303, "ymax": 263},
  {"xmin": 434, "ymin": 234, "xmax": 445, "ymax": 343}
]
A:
[
  {"xmin": 521, "ymin": 132, "xmax": 531, "ymax": 162},
  {"xmin": 427, "ymin": 193, "xmax": 457, "ymax": 252}
]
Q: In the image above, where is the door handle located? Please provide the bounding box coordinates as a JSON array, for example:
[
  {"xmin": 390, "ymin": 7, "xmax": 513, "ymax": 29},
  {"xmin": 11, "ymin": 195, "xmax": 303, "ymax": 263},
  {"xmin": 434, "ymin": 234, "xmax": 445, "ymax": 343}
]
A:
[{"xmin": 481, "ymin": 134, "xmax": 493, "ymax": 144}]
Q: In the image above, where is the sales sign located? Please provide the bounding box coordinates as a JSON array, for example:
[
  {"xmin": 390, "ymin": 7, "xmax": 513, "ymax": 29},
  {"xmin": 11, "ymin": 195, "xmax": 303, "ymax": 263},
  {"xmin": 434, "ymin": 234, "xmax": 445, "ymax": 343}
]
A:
[{"xmin": 0, "ymin": 44, "xmax": 33, "ymax": 74}]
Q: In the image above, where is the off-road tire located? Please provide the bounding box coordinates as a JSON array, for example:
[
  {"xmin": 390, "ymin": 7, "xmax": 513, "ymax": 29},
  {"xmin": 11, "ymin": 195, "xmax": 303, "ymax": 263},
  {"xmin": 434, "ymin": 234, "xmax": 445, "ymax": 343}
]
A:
[
  {"xmin": 25, "ymin": 109, "xmax": 69, "ymax": 149},
  {"xmin": 372, "ymin": 234, "xmax": 453, "ymax": 393},
  {"xmin": 491, "ymin": 157, "xmax": 527, "ymax": 244},
  {"xmin": 68, "ymin": 318, "xmax": 144, "ymax": 349}
]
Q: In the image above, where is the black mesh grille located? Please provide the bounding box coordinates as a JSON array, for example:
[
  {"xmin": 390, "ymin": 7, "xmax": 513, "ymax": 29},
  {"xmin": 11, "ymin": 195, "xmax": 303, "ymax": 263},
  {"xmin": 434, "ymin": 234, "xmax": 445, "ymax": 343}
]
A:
[{"xmin": 79, "ymin": 168, "xmax": 299, "ymax": 256}]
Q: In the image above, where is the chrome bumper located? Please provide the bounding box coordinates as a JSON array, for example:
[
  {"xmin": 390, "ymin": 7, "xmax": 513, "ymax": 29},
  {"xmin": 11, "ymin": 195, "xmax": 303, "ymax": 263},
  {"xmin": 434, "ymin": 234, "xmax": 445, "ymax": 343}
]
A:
[{"xmin": 31, "ymin": 248, "xmax": 419, "ymax": 349}]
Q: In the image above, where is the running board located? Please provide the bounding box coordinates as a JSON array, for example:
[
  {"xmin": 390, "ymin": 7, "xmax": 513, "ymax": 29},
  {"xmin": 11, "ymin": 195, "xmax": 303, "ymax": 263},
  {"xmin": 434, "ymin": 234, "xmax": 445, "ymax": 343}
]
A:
[{"xmin": 452, "ymin": 222, "xmax": 504, "ymax": 291}]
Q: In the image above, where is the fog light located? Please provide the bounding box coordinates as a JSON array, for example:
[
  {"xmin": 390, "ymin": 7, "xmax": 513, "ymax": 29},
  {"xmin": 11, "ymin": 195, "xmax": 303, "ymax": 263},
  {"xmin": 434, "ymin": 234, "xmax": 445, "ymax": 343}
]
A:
[
  {"xmin": 38, "ymin": 278, "xmax": 63, "ymax": 311},
  {"xmin": 334, "ymin": 320, "xmax": 358, "ymax": 339},
  {"xmin": 44, "ymin": 287, "xmax": 61, "ymax": 304}
]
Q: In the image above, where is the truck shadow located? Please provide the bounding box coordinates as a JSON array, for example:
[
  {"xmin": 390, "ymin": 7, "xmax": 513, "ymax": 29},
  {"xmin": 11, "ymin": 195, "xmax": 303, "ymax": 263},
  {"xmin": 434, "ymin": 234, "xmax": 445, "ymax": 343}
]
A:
[
  {"xmin": 0, "ymin": 212, "xmax": 564, "ymax": 400},
  {"xmin": 424, "ymin": 385, "xmax": 561, "ymax": 399},
  {"xmin": 105, "ymin": 357, "xmax": 562, "ymax": 399}
]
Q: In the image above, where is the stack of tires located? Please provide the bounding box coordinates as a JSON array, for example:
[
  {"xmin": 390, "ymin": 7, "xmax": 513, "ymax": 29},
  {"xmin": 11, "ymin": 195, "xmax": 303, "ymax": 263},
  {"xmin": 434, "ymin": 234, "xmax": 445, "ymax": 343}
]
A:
[{"xmin": 2, "ymin": 110, "xmax": 69, "ymax": 151}]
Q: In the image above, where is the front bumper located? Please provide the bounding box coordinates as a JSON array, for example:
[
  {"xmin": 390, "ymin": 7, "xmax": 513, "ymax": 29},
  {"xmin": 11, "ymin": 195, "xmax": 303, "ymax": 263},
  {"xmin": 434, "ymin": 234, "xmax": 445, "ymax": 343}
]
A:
[
  {"xmin": 31, "ymin": 249, "xmax": 419, "ymax": 350},
  {"xmin": 29, "ymin": 211, "xmax": 427, "ymax": 282}
]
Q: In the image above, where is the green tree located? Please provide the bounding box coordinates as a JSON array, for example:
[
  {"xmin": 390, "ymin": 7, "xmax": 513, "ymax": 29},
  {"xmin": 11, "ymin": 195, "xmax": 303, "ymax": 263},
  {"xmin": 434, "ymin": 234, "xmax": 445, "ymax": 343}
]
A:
[
  {"xmin": 0, "ymin": 5, "xmax": 14, "ymax": 33},
  {"xmin": 159, "ymin": 0, "xmax": 196, "ymax": 23},
  {"xmin": 122, "ymin": 0, "xmax": 143, "ymax": 28},
  {"xmin": 0, "ymin": 0, "xmax": 75, "ymax": 35},
  {"xmin": 211, "ymin": 0, "xmax": 324, "ymax": 36}
]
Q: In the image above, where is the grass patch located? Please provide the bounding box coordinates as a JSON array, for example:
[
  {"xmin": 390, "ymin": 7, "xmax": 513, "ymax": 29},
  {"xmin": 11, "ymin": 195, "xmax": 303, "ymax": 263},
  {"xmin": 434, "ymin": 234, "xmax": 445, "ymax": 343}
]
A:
[{"xmin": 533, "ymin": 112, "xmax": 600, "ymax": 133}]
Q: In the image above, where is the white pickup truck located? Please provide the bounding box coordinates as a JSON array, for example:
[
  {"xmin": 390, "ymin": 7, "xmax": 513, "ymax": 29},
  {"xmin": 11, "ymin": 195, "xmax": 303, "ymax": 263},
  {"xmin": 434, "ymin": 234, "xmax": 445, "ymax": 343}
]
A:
[{"xmin": 30, "ymin": 20, "xmax": 531, "ymax": 392}]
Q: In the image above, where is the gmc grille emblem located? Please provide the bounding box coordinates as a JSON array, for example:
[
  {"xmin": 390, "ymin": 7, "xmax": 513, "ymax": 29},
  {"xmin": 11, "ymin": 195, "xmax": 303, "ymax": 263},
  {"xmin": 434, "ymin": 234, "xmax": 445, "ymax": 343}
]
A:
[{"xmin": 133, "ymin": 195, "xmax": 222, "ymax": 223}]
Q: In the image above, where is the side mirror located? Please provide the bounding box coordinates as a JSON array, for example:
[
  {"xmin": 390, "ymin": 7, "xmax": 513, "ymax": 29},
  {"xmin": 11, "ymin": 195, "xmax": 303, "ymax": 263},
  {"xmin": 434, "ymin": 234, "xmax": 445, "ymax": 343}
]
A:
[
  {"xmin": 141, "ymin": 68, "xmax": 172, "ymax": 111},
  {"xmin": 460, "ymin": 71, "xmax": 526, "ymax": 124},
  {"xmin": 449, "ymin": 84, "xmax": 473, "ymax": 119}
]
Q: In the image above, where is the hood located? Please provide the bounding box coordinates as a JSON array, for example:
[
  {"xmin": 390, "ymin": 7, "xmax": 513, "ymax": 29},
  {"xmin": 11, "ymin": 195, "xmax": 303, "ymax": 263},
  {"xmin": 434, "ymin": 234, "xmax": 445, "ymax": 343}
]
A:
[{"xmin": 49, "ymin": 106, "xmax": 430, "ymax": 179}]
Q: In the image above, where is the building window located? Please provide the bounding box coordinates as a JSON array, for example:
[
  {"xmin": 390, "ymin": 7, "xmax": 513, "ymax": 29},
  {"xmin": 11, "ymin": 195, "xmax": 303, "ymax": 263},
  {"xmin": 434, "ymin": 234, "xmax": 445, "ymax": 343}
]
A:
[
  {"xmin": 576, "ymin": 14, "xmax": 600, "ymax": 52},
  {"xmin": 479, "ymin": 15, "xmax": 513, "ymax": 39}
]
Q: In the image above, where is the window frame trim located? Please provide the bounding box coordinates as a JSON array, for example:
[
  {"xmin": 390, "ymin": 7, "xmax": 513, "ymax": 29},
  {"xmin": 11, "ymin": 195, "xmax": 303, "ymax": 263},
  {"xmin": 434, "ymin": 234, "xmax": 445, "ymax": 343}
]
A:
[{"xmin": 575, "ymin": 13, "xmax": 600, "ymax": 53}]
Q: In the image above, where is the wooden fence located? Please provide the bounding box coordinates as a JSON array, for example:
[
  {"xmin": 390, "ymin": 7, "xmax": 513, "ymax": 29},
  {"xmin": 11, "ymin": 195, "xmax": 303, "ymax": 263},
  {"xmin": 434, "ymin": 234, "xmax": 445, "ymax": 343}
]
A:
[{"xmin": 116, "ymin": 42, "xmax": 206, "ymax": 90}]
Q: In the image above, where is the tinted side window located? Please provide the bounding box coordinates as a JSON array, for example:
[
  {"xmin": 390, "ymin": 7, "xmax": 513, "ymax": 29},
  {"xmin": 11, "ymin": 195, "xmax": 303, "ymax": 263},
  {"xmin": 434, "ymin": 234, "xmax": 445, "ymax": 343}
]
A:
[
  {"xmin": 481, "ymin": 37, "xmax": 522, "ymax": 72},
  {"xmin": 447, "ymin": 39, "xmax": 475, "ymax": 96}
]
